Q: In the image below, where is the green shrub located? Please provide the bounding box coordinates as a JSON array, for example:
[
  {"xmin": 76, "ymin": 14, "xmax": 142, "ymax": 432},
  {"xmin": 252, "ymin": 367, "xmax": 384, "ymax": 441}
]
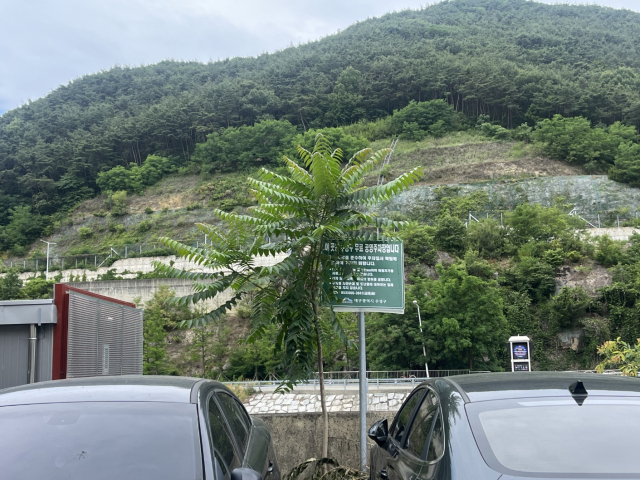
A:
[
  {"xmin": 144, "ymin": 207, "xmax": 153, "ymax": 215},
  {"xmin": 186, "ymin": 203, "xmax": 201, "ymax": 211},
  {"xmin": 595, "ymin": 236, "xmax": 626, "ymax": 267},
  {"xmin": 115, "ymin": 224, "xmax": 126, "ymax": 234},
  {"xmin": 391, "ymin": 99, "xmax": 459, "ymax": 134},
  {"xmin": 505, "ymin": 257, "xmax": 557, "ymax": 302},
  {"xmin": 466, "ymin": 219, "xmax": 505, "ymax": 258},
  {"xmin": 399, "ymin": 121, "xmax": 426, "ymax": 141},
  {"xmin": 566, "ymin": 250, "xmax": 582, "ymax": 262},
  {"xmin": 428, "ymin": 120, "xmax": 448, "ymax": 138},
  {"xmin": 400, "ymin": 224, "xmax": 437, "ymax": 265},
  {"xmin": 107, "ymin": 222, "xmax": 117, "ymax": 233},
  {"xmin": 136, "ymin": 220, "xmax": 153, "ymax": 233},
  {"xmin": 96, "ymin": 155, "xmax": 173, "ymax": 193},
  {"xmin": 552, "ymin": 287, "xmax": 590, "ymax": 329},
  {"xmin": 109, "ymin": 190, "xmax": 128, "ymax": 217},
  {"xmin": 93, "ymin": 209, "xmax": 107, "ymax": 218},
  {"xmin": 542, "ymin": 248, "xmax": 564, "ymax": 267},
  {"xmin": 287, "ymin": 127, "xmax": 368, "ymax": 161},
  {"xmin": 78, "ymin": 226, "xmax": 93, "ymax": 239},
  {"xmin": 511, "ymin": 123, "xmax": 533, "ymax": 142},
  {"xmin": 194, "ymin": 119, "xmax": 298, "ymax": 173},
  {"xmin": 608, "ymin": 142, "xmax": 640, "ymax": 187},
  {"xmin": 434, "ymin": 215, "xmax": 467, "ymax": 255},
  {"xmin": 531, "ymin": 116, "xmax": 635, "ymax": 173}
]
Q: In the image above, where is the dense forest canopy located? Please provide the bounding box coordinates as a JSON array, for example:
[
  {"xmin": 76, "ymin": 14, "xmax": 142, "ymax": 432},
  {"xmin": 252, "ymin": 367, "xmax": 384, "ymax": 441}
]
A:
[{"xmin": 1, "ymin": 0, "xmax": 640, "ymax": 252}]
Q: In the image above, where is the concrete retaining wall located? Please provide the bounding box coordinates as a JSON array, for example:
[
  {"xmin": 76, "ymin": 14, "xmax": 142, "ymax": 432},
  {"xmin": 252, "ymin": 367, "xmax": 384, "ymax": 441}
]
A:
[
  {"xmin": 66, "ymin": 278, "xmax": 232, "ymax": 309},
  {"xmin": 257, "ymin": 412, "xmax": 390, "ymax": 474},
  {"xmin": 589, "ymin": 227, "xmax": 640, "ymax": 241},
  {"xmin": 10, "ymin": 252, "xmax": 287, "ymax": 283}
]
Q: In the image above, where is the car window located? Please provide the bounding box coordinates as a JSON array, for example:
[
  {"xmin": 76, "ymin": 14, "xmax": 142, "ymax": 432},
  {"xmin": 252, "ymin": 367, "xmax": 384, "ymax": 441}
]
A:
[
  {"xmin": 214, "ymin": 450, "xmax": 230, "ymax": 480},
  {"xmin": 426, "ymin": 409, "xmax": 444, "ymax": 462},
  {"xmin": 390, "ymin": 388, "xmax": 425, "ymax": 445},
  {"xmin": 467, "ymin": 398, "xmax": 640, "ymax": 476},
  {"xmin": 0, "ymin": 402, "xmax": 202, "ymax": 480},
  {"xmin": 406, "ymin": 389, "xmax": 440, "ymax": 458},
  {"xmin": 216, "ymin": 391, "xmax": 251, "ymax": 449},
  {"xmin": 208, "ymin": 396, "xmax": 241, "ymax": 475}
]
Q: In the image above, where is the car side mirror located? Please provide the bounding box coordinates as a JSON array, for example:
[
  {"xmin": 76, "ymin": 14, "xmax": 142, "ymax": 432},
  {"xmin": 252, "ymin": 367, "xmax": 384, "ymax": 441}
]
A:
[
  {"xmin": 368, "ymin": 418, "xmax": 389, "ymax": 447},
  {"xmin": 231, "ymin": 468, "xmax": 263, "ymax": 480}
]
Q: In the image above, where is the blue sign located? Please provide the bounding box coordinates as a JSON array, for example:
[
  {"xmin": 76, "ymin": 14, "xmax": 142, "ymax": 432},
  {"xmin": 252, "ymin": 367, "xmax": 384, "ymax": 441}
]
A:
[{"xmin": 513, "ymin": 344, "xmax": 528, "ymax": 359}]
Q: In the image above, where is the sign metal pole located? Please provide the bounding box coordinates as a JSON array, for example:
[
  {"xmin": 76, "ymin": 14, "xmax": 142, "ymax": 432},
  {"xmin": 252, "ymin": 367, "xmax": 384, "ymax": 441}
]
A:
[
  {"xmin": 359, "ymin": 310, "xmax": 367, "ymax": 471},
  {"xmin": 326, "ymin": 240, "xmax": 405, "ymax": 473}
]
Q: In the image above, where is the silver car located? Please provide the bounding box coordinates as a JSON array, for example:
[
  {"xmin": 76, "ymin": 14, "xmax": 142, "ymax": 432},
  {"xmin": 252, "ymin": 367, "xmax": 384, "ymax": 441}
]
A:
[{"xmin": 0, "ymin": 375, "xmax": 280, "ymax": 480}]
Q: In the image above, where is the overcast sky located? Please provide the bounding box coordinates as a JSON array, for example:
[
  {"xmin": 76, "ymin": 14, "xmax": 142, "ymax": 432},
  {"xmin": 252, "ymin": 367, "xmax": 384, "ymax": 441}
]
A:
[{"xmin": 1, "ymin": 0, "xmax": 638, "ymax": 114}]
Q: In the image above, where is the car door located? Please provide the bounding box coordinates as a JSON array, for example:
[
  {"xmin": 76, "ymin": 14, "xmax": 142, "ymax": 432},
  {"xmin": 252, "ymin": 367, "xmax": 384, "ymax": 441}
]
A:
[
  {"xmin": 372, "ymin": 387, "xmax": 446, "ymax": 480},
  {"xmin": 400, "ymin": 389, "xmax": 445, "ymax": 480},
  {"xmin": 371, "ymin": 387, "xmax": 426, "ymax": 480},
  {"xmin": 216, "ymin": 390, "xmax": 277, "ymax": 479}
]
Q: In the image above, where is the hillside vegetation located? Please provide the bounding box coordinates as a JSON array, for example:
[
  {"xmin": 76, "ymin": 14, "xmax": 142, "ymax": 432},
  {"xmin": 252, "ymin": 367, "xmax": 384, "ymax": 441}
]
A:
[
  {"xmin": 21, "ymin": 132, "xmax": 582, "ymax": 259},
  {"xmin": 2, "ymin": 0, "xmax": 640, "ymax": 254}
]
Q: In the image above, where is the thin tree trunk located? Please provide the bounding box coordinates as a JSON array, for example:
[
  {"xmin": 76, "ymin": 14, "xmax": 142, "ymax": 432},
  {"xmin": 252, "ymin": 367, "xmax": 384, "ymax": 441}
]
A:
[{"xmin": 314, "ymin": 317, "xmax": 329, "ymax": 458}]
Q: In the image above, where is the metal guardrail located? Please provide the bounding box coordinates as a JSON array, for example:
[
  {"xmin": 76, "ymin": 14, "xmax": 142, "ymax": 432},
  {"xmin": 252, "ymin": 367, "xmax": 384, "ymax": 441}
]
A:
[
  {"xmin": 222, "ymin": 370, "xmax": 490, "ymax": 391},
  {"xmin": 314, "ymin": 369, "xmax": 473, "ymax": 380}
]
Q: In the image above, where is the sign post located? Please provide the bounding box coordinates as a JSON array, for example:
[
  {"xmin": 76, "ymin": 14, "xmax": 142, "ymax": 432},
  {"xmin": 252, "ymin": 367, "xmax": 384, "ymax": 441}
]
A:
[
  {"xmin": 508, "ymin": 335, "xmax": 532, "ymax": 372},
  {"xmin": 325, "ymin": 241, "xmax": 404, "ymax": 471}
]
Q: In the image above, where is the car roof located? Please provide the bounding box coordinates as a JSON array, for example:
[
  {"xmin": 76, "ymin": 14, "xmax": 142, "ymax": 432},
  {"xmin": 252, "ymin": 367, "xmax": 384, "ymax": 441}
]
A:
[
  {"xmin": 0, "ymin": 375, "xmax": 228, "ymax": 407},
  {"xmin": 441, "ymin": 372, "xmax": 640, "ymax": 402}
]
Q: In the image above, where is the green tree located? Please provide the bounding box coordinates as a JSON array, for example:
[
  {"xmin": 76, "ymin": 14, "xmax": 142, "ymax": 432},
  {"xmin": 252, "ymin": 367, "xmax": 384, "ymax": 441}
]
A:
[
  {"xmin": 109, "ymin": 190, "xmax": 128, "ymax": 217},
  {"xmin": 608, "ymin": 142, "xmax": 640, "ymax": 187},
  {"xmin": 288, "ymin": 128, "xmax": 368, "ymax": 161},
  {"xmin": 421, "ymin": 260, "xmax": 507, "ymax": 370},
  {"xmin": 227, "ymin": 323, "xmax": 281, "ymax": 380},
  {"xmin": 391, "ymin": 100, "xmax": 458, "ymax": 135},
  {"xmin": 367, "ymin": 280, "xmax": 430, "ymax": 371},
  {"xmin": 143, "ymin": 285, "xmax": 190, "ymax": 375},
  {"xmin": 0, "ymin": 270, "xmax": 23, "ymax": 300},
  {"xmin": 21, "ymin": 277, "xmax": 54, "ymax": 299},
  {"xmin": 505, "ymin": 204, "xmax": 573, "ymax": 245},
  {"xmin": 96, "ymin": 166, "xmax": 137, "ymax": 193},
  {"xmin": 400, "ymin": 224, "xmax": 437, "ymax": 265},
  {"xmin": 434, "ymin": 215, "xmax": 467, "ymax": 255},
  {"xmin": 194, "ymin": 119, "xmax": 298, "ymax": 173},
  {"xmin": 531, "ymin": 116, "xmax": 634, "ymax": 172},
  {"xmin": 595, "ymin": 235, "xmax": 626, "ymax": 267},
  {"xmin": 466, "ymin": 218, "xmax": 505, "ymax": 258},
  {"xmin": 157, "ymin": 134, "xmax": 422, "ymax": 457}
]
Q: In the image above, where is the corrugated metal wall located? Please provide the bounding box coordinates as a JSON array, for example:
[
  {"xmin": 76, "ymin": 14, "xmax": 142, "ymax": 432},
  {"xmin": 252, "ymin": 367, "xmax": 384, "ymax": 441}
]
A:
[
  {"xmin": 0, "ymin": 325, "xmax": 29, "ymax": 389},
  {"xmin": 67, "ymin": 291, "xmax": 142, "ymax": 378},
  {"xmin": 36, "ymin": 324, "xmax": 54, "ymax": 383}
]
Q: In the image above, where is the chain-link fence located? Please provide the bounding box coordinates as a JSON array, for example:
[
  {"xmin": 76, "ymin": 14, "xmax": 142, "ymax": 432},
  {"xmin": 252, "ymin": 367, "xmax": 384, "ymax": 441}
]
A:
[
  {"xmin": 465, "ymin": 207, "xmax": 640, "ymax": 229},
  {"xmin": 0, "ymin": 239, "xmax": 213, "ymax": 274}
]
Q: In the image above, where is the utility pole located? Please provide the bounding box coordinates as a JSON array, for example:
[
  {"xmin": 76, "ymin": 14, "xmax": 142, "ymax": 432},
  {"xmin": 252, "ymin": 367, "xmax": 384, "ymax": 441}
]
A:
[
  {"xmin": 413, "ymin": 300, "xmax": 429, "ymax": 378},
  {"xmin": 39, "ymin": 240, "xmax": 56, "ymax": 281}
]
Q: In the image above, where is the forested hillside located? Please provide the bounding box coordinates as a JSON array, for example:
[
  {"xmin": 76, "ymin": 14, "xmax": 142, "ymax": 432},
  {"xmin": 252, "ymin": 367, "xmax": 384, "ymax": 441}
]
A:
[{"xmin": 2, "ymin": 0, "xmax": 640, "ymax": 254}]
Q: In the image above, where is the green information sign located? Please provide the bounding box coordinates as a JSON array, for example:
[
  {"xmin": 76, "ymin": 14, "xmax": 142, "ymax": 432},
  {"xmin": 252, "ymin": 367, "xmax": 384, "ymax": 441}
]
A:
[{"xmin": 324, "ymin": 241, "xmax": 404, "ymax": 313}]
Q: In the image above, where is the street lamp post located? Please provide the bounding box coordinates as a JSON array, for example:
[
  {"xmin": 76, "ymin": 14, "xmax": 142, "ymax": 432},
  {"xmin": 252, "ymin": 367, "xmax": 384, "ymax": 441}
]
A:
[
  {"xmin": 39, "ymin": 240, "xmax": 56, "ymax": 281},
  {"xmin": 412, "ymin": 300, "xmax": 429, "ymax": 378}
]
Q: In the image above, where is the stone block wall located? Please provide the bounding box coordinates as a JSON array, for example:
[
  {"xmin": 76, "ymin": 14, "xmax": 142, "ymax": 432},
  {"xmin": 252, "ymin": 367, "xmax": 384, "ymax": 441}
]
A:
[
  {"xmin": 246, "ymin": 391, "xmax": 409, "ymax": 414},
  {"xmin": 257, "ymin": 412, "xmax": 391, "ymax": 475}
]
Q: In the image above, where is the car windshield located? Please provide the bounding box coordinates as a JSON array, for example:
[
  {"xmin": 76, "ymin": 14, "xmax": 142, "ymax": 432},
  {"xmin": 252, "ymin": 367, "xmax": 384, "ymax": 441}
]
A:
[
  {"xmin": 467, "ymin": 397, "xmax": 640, "ymax": 477},
  {"xmin": 0, "ymin": 401, "xmax": 202, "ymax": 480}
]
